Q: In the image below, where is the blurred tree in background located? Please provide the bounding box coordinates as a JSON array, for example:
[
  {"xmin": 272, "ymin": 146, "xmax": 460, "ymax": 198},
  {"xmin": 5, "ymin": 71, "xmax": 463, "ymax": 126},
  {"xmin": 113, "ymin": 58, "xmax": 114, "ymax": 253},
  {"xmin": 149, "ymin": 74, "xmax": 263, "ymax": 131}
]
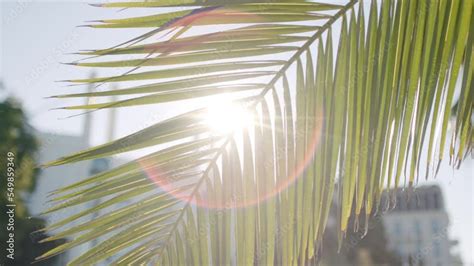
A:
[{"xmin": 0, "ymin": 98, "xmax": 62, "ymax": 265}]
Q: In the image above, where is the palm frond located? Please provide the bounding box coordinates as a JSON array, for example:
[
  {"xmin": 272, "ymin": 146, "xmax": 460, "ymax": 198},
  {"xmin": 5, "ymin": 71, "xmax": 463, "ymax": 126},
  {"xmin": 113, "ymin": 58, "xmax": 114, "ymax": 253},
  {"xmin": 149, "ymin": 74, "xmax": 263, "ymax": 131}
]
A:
[{"xmin": 41, "ymin": 0, "xmax": 472, "ymax": 264}]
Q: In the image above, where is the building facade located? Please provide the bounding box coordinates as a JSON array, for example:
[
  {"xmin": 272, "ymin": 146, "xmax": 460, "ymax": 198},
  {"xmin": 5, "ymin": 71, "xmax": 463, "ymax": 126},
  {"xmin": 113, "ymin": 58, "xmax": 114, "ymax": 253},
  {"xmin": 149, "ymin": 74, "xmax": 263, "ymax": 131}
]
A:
[
  {"xmin": 382, "ymin": 185, "xmax": 457, "ymax": 266},
  {"xmin": 28, "ymin": 131, "xmax": 92, "ymax": 264}
]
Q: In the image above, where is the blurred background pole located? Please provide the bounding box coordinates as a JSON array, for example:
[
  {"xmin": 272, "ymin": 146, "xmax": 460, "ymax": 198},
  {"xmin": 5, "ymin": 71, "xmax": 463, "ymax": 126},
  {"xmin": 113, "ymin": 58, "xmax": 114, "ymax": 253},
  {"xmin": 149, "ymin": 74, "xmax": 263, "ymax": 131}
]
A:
[{"xmin": 88, "ymin": 79, "xmax": 118, "ymax": 251}]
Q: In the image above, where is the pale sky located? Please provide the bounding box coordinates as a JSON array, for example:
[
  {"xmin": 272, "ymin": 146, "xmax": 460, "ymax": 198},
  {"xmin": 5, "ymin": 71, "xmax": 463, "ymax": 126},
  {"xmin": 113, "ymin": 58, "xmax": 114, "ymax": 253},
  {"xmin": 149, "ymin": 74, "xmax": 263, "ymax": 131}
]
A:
[{"xmin": 1, "ymin": 1, "xmax": 473, "ymax": 264}]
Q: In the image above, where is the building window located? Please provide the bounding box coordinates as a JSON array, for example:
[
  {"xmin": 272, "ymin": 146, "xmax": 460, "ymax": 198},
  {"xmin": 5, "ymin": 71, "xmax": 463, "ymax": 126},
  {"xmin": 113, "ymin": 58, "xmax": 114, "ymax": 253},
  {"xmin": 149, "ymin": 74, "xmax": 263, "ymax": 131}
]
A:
[
  {"xmin": 395, "ymin": 222, "xmax": 402, "ymax": 235},
  {"xmin": 408, "ymin": 195, "xmax": 417, "ymax": 210},
  {"xmin": 427, "ymin": 193, "xmax": 434, "ymax": 209},
  {"xmin": 397, "ymin": 194, "xmax": 404, "ymax": 211},
  {"xmin": 397, "ymin": 244, "xmax": 404, "ymax": 258},
  {"xmin": 414, "ymin": 220, "xmax": 422, "ymax": 241},
  {"xmin": 433, "ymin": 242, "xmax": 441, "ymax": 258},
  {"xmin": 424, "ymin": 193, "xmax": 430, "ymax": 211},
  {"xmin": 433, "ymin": 193, "xmax": 440, "ymax": 209},
  {"xmin": 431, "ymin": 220, "xmax": 439, "ymax": 233}
]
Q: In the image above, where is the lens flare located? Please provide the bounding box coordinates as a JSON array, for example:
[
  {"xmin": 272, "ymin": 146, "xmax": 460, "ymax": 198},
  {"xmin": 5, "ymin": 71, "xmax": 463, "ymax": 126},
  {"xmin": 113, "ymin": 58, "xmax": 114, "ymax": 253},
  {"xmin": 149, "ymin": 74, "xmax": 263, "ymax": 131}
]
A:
[
  {"xmin": 205, "ymin": 101, "xmax": 254, "ymax": 134},
  {"xmin": 139, "ymin": 105, "xmax": 324, "ymax": 210},
  {"xmin": 134, "ymin": 7, "xmax": 325, "ymax": 209}
]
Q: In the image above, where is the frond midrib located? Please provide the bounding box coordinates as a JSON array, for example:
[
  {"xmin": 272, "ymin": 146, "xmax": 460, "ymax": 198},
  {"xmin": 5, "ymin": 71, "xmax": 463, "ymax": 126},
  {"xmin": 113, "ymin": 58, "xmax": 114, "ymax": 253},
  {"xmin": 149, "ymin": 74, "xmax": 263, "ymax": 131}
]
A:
[{"xmin": 153, "ymin": 0, "xmax": 358, "ymax": 261}]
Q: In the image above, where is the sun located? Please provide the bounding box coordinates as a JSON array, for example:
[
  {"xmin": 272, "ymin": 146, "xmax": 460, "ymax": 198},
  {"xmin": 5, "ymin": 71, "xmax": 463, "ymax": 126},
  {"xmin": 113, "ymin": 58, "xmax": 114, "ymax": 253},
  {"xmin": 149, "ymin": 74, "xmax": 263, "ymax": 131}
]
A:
[{"xmin": 205, "ymin": 98, "xmax": 254, "ymax": 134}]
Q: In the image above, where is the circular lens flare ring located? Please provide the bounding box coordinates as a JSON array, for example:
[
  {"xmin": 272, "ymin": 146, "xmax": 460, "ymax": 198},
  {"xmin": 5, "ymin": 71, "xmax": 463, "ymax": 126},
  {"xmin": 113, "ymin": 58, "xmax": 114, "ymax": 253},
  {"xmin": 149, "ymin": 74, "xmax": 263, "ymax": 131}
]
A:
[{"xmin": 140, "ymin": 104, "xmax": 324, "ymax": 210}]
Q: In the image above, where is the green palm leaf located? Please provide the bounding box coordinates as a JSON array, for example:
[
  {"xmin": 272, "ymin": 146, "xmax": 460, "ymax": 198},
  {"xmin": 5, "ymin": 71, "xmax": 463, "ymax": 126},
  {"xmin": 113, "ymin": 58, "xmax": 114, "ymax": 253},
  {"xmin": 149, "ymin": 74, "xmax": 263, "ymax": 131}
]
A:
[{"xmin": 41, "ymin": 0, "xmax": 472, "ymax": 264}]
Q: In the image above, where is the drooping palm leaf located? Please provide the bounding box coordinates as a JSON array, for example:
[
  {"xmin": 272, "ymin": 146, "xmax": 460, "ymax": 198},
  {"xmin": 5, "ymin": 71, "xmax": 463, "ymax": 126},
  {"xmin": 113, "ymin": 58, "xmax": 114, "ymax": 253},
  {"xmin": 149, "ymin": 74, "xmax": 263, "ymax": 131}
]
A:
[{"xmin": 41, "ymin": 0, "xmax": 472, "ymax": 264}]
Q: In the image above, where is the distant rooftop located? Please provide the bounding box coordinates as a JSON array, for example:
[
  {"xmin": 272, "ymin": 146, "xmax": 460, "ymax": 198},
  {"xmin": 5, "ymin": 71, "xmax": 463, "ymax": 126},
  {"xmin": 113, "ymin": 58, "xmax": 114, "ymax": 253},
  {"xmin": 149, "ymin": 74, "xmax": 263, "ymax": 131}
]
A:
[{"xmin": 382, "ymin": 185, "xmax": 444, "ymax": 212}]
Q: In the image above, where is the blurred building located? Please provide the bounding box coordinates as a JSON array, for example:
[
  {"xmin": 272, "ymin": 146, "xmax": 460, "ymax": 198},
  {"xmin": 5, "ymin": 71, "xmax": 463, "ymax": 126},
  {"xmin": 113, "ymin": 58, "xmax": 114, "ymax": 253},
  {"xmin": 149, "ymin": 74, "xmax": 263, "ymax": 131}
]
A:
[
  {"xmin": 382, "ymin": 185, "xmax": 459, "ymax": 266},
  {"xmin": 28, "ymin": 131, "xmax": 92, "ymax": 264},
  {"xmin": 319, "ymin": 187, "xmax": 401, "ymax": 266},
  {"xmin": 27, "ymin": 84, "xmax": 125, "ymax": 264}
]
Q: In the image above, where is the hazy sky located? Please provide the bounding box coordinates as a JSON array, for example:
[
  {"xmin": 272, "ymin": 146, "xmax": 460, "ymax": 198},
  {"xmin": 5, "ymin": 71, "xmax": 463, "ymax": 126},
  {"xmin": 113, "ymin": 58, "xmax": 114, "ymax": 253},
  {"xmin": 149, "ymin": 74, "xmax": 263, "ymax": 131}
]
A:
[{"xmin": 1, "ymin": 1, "xmax": 473, "ymax": 264}]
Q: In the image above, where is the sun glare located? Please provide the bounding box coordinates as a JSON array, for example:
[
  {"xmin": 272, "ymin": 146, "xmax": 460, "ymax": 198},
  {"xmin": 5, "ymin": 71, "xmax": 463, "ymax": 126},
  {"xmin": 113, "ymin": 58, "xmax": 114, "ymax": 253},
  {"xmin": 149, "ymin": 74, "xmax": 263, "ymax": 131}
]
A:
[{"xmin": 205, "ymin": 99, "xmax": 253, "ymax": 134}]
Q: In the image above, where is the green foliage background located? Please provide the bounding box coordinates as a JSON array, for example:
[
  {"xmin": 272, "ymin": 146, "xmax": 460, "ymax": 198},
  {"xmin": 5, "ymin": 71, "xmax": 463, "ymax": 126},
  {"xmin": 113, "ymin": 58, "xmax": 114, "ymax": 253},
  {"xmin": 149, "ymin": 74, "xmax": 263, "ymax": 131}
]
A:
[{"xmin": 0, "ymin": 99, "xmax": 63, "ymax": 265}]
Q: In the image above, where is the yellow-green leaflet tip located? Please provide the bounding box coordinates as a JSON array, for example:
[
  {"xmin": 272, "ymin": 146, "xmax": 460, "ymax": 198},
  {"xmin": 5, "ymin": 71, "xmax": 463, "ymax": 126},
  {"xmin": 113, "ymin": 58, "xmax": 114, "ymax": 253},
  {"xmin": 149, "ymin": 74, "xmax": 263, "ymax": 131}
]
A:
[
  {"xmin": 49, "ymin": 107, "xmax": 66, "ymax": 111},
  {"xmin": 60, "ymin": 62, "xmax": 77, "ymax": 66},
  {"xmin": 88, "ymin": 3, "xmax": 103, "ymax": 8}
]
